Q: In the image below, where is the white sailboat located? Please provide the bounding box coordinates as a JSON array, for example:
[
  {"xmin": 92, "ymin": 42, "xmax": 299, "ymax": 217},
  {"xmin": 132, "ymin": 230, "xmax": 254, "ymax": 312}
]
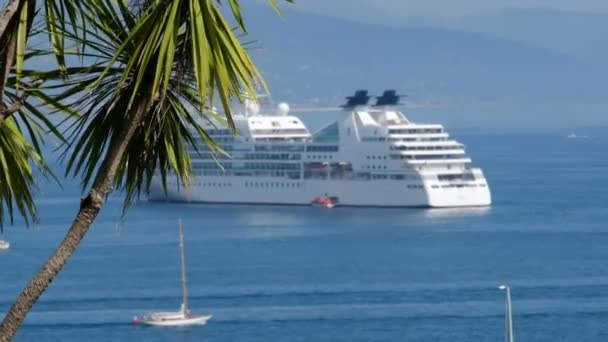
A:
[
  {"xmin": 134, "ymin": 220, "xmax": 211, "ymax": 327},
  {"xmin": 499, "ymin": 285, "xmax": 515, "ymax": 342},
  {"xmin": 0, "ymin": 240, "xmax": 9, "ymax": 250}
]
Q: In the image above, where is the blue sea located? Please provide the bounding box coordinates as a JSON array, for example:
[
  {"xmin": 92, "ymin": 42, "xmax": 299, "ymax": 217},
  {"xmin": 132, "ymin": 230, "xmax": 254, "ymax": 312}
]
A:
[{"xmin": 1, "ymin": 132, "xmax": 608, "ymax": 341}]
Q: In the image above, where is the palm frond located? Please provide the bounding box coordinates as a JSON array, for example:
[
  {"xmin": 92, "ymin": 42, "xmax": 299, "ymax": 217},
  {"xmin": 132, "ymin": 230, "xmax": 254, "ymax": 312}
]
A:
[
  {"xmin": 0, "ymin": 54, "xmax": 73, "ymax": 227},
  {"xmin": 58, "ymin": 0, "xmax": 287, "ymax": 213},
  {"xmin": 0, "ymin": 119, "xmax": 38, "ymax": 228}
]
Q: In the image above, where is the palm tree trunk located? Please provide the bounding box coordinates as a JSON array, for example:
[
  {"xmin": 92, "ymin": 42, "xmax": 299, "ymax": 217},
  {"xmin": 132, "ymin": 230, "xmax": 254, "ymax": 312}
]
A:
[
  {"xmin": 0, "ymin": 0, "xmax": 20, "ymax": 34},
  {"xmin": 0, "ymin": 0, "xmax": 35, "ymax": 105},
  {"xmin": 0, "ymin": 93, "xmax": 155, "ymax": 341},
  {"xmin": 0, "ymin": 0, "xmax": 22, "ymax": 98}
]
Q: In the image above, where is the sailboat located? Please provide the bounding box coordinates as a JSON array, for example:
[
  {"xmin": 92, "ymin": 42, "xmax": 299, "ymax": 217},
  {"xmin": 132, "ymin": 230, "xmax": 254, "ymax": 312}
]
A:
[
  {"xmin": 134, "ymin": 220, "xmax": 211, "ymax": 326},
  {"xmin": 499, "ymin": 285, "xmax": 515, "ymax": 342},
  {"xmin": 0, "ymin": 240, "xmax": 9, "ymax": 250}
]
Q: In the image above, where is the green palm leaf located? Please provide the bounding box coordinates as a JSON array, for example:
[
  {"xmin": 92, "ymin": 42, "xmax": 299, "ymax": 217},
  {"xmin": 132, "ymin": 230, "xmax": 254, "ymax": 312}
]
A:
[{"xmin": 57, "ymin": 0, "xmax": 289, "ymax": 212}]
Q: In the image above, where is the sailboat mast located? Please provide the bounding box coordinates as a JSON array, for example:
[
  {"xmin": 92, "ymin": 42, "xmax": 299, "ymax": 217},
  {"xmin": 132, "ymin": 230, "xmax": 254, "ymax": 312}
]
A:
[{"xmin": 178, "ymin": 219, "xmax": 188, "ymax": 314}]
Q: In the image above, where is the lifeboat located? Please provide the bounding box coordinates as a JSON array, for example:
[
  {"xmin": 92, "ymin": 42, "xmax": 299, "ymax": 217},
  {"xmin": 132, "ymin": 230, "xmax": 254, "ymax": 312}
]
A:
[{"xmin": 310, "ymin": 196, "xmax": 337, "ymax": 208}]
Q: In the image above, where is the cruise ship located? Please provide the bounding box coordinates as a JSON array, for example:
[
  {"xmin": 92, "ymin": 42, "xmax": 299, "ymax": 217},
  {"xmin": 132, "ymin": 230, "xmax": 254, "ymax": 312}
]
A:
[{"xmin": 148, "ymin": 90, "xmax": 491, "ymax": 207}]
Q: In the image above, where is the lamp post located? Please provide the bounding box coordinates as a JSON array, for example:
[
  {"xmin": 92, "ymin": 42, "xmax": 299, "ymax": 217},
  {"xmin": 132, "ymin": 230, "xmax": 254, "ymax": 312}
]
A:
[{"xmin": 498, "ymin": 285, "xmax": 514, "ymax": 342}]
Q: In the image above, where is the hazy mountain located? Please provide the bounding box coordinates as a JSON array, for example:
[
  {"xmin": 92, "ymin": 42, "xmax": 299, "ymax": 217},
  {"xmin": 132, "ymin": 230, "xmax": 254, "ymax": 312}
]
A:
[
  {"xmin": 269, "ymin": 5, "xmax": 608, "ymax": 67},
  {"xmin": 239, "ymin": 5, "xmax": 608, "ymax": 129},
  {"xmin": 444, "ymin": 8, "xmax": 608, "ymax": 67}
]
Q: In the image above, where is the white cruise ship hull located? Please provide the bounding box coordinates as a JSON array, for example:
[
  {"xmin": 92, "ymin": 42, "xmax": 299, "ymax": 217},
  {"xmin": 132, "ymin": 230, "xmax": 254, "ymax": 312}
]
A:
[
  {"xmin": 149, "ymin": 177, "xmax": 491, "ymax": 208},
  {"xmin": 147, "ymin": 91, "xmax": 493, "ymax": 209}
]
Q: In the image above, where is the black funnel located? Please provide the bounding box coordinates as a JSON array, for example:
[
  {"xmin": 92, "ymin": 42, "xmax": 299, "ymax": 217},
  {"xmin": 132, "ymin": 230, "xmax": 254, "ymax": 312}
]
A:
[
  {"xmin": 341, "ymin": 90, "xmax": 371, "ymax": 108},
  {"xmin": 375, "ymin": 90, "xmax": 405, "ymax": 107}
]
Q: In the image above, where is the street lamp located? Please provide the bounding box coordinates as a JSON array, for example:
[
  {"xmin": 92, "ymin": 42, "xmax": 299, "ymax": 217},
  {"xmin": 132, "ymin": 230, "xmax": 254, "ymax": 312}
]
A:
[{"xmin": 499, "ymin": 284, "xmax": 514, "ymax": 342}]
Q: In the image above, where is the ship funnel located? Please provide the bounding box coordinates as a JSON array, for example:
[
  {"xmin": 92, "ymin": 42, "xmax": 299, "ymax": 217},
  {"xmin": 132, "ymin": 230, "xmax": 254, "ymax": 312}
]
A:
[
  {"xmin": 341, "ymin": 90, "xmax": 371, "ymax": 109},
  {"xmin": 374, "ymin": 90, "xmax": 406, "ymax": 107}
]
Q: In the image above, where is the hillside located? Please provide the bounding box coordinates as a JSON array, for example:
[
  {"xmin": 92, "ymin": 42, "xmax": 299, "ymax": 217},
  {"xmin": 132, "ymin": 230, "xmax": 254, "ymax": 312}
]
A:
[{"xmin": 243, "ymin": 6, "xmax": 604, "ymax": 107}]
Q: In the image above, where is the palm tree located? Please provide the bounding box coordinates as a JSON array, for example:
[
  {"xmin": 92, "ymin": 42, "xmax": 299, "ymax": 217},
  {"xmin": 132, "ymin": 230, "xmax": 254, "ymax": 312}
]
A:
[
  {"xmin": 0, "ymin": 0, "xmax": 93, "ymax": 228},
  {"xmin": 0, "ymin": 0, "xmax": 47, "ymax": 229},
  {"xmin": 0, "ymin": 0, "xmax": 290, "ymax": 339}
]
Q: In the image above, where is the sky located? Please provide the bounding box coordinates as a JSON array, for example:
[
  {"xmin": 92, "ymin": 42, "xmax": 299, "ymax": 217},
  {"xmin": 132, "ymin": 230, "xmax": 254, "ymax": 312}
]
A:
[{"xmin": 277, "ymin": 0, "xmax": 608, "ymax": 18}]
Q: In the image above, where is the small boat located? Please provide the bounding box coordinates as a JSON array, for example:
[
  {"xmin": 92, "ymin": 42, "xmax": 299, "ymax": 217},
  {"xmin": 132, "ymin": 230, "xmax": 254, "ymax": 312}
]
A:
[
  {"xmin": 310, "ymin": 196, "xmax": 338, "ymax": 208},
  {"xmin": 0, "ymin": 240, "xmax": 10, "ymax": 250},
  {"xmin": 134, "ymin": 304, "xmax": 210, "ymax": 327},
  {"xmin": 134, "ymin": 220, "xmax": 211, "ymax": 327},
  {"xmin": 499, "ymin": 284, "xmax": 515, "ymax": 342},
  {"xmin": 567, "ymin": 132, "xmax": 590, "ymax": 139}
]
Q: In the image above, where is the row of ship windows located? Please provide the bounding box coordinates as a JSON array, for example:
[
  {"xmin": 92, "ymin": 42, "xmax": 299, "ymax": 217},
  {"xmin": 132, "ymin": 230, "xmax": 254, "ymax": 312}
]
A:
[
  {"xmin": 243, "ymin": 153, "xmax": 301, "ymax": 160},
  {"xmin": 200, "ymin": 182, "xmax": 233, "ymax": 187},
  {"xmin": 245, "ymin": 182, "xmax": 301, "ymax": 188},
  {"xmin": 363, "ymin": 137, "xmax": 448, "ymax": 142},
  {"xmin": 192, "ymin": 170, "xmax": 225, "ymax": 176},
  {"xmin": 388, "ymin": 129, "xmax": 443, "ymax": 134},
  {"xmin": 254, "ymin": 138, "xmax": 307, "ymax": 143},
  {"xmin": 192, "ymin": 163, "xmax": 300, "ymax": 171},
  {"xmin": 390, "ymin": 155, "xmax": 468, "ymax": 160},
  {"xmin": 193, "ymin": 145, "xmax": 338, "ymax": 153},
  {"xmin": 255, "ymin": 145, "xmax": 305, "ymax": 152},
  {"xmin": 192, "ymin": 154, "xmax": 466, "ymax": 164},
  {"xmin": 191, "ymin": 170, "xmax": 300, "ymax": 178},
  {"xmin": 193, "ymin": 153, "xmax": 339, "ymax": 162},
  {"xmin": 307, "ymin": 145, "xmax": 339, "ymax": 152},
  {"xmin": 250, "ymin": 120, "xmax": 299, "ymax": 125},
  {"xmin": 390, "ymin": 145, "xmax": 463, "ymax": 151},
  {"xmin": 189, "ymin": 172, "xmax": 479, "ymax": 185},
  {"xmin": 243, "ymin": 163, "xmax": 300, "ymax": 170},
  {"xmin": 193, "ymin": 153, "xmax": 303, "ymax": 161},
  {"xmin": 304, "ymin": 171, "xmax": 419, "ymax": 181},
  {"xmin": 251, "ymin": 129, "xmax": 308, "ymax": 135},
  {"xmin": 307, "ymin": 155, "xmax": 334, "ymax": 160},
  {"xmin": 190, "ymin": 169, "xmax": 422, "ymax": 181},
  {"xmin": 438, "ymin": 174, "xmax": 475, "ymax": 181},
  {"xmin": 390, "ymin": 137, "xmax": 447, "ymax": 142},
  {"xmin": 405, "ymin": 184, "xmax": 483, "ymax": 190},
  {"xmin": 192, "ymin": 145, "xmax": 338, "ymax": 155},
  {"xmin": 431, "ymin": 184, "xmax": 485, "ymax": 189},
  {"xmin": 196, "ymin": 182, "xmax": 484, "ymax": 189},
  {"xmin": 364, "ymin": 165, "xmax": 388, "ymax": 170},
  {"xmin": 189, "ymin": 168, "xmax": 474, "ymax": 183},
  {"xmin": 407, "ymin": 185, "xmax": 425, "ymax": 189},
  {"xmin": 361, "ymin": 137, "xmax": 386, "ymax": 142},
  {"xmin": 372, "ymin": 174, "xmax": 400, "ymax": 180}
]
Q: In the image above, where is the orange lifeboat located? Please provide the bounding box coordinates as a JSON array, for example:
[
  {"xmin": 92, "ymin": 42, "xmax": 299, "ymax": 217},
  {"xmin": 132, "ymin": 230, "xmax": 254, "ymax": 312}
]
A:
[{"xmin": 310, "ymin": 196, "xmax": 337, "ymax": 208}]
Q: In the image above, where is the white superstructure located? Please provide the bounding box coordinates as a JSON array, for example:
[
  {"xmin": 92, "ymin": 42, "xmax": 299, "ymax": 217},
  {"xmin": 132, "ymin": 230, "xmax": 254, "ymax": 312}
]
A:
[{"xmin": 149, "ymin": 90, "xmax": 491, "ymax": 207}]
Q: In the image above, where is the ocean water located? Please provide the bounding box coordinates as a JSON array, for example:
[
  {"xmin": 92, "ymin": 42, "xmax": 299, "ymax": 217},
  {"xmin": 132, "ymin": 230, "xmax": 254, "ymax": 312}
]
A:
[{"xmin": 1, "ymin": 132, "xmax": 608, "ymax": 341}]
